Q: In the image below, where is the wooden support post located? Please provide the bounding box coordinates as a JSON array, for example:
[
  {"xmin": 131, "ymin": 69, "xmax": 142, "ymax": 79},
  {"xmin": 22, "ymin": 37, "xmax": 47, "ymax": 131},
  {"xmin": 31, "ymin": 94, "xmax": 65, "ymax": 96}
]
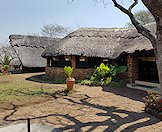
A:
[
  {"xmin": 127, "ymin": 54, "xmax": 139, "ymax": 83},
  {"xmin": 47, "ymin": 58, "xmax": 50, "ymax": 67},
  {"xmin": 71, "ymin": 56, "xmax": 76, "ymax": 68}
]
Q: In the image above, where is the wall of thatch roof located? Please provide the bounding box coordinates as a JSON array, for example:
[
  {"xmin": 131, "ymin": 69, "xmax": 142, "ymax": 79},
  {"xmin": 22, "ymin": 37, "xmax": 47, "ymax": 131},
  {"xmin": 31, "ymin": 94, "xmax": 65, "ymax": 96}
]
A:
[
  {"xmin": 42, "ymin": 23, "xmax": 156, "ymax": 59},
  {"xmin": 9, "ymin": 35, "xmax": 61, "ymax": 67}
]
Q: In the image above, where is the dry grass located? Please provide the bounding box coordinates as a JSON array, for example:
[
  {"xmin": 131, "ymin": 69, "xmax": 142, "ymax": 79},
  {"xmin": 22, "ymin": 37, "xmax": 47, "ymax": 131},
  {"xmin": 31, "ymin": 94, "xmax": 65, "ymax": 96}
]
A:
[{"xmin": 0, "ymin": 73, "xmax": 66, "ymax": 106}]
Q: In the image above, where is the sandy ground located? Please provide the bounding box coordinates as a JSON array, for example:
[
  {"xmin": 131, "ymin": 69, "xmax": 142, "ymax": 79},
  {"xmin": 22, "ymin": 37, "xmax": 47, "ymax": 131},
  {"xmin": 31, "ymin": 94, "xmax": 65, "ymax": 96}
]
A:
[{"xmin": 0, "ymin": 73, "xmax": 162, "ymax": 132}]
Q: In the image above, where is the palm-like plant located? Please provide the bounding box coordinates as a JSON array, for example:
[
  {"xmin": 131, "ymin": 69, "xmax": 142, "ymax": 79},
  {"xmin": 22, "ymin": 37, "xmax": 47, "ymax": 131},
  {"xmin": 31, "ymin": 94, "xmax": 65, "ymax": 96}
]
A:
[{"xmin": 1, "ymin": 54, "xmax": 13, "ymax": 71}]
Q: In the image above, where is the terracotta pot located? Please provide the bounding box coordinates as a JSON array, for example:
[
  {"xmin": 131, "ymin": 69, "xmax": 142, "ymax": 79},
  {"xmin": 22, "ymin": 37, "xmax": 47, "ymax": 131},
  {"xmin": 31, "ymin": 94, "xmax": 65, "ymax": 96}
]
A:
[
  {"xmin": 66, "ymin": 78, "xmax": 75, "ymax": 91},
  {"xmin": 2, "ymin": 69, "xmax": 8, "ymax": 75}
]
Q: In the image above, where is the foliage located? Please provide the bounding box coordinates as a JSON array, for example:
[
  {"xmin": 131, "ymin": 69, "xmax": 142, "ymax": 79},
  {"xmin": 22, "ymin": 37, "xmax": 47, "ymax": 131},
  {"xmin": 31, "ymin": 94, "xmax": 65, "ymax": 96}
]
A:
[
  {"xmin": 81, "ymin": 79, "xmax": 102, "ymax": 86},
  {"xmin": 64, "ymin": 66, "xmax": 74, "ymax": 78},
  {"xmin": 105, "ymin": 77, "xmax": 112, "ymax": 85},
  {"xmin": 144, "ymin": 92, "xmax": 162, "ymax": 113},
  {"xmin": 106, "ymin": 80, "xmax": 127, "ymax": 88},
  {"xmin": 81, "ymin": 79, "xmax": 92, "ymax": 85},
  {"xmin": 109, "ymin": 64, "xmax": 127, "ymax": 78},
  {"xmin": 2, "ymin": 65, "xmax": 9, "ymax": 70},
  {"xmin": 81, "ymin": 63, "xmax": 127, "ymax": 86},
  {"xmin": 41, "ymin": 23, "xmax": 71, "ymax": 38},
  {"xmin": 126, "ymin": 10, "xmax": 155, "ymax": 27},
  {"xmin": 0, "ymin": 74, "xmax": 67, "ymax": 104},
  {"xmin": 91, "ymin": 63, "xmax": 110, "ymax": 82},
  {"xmin": 1, "ymin": 54, "xmax": 13, "ymax": 66}
]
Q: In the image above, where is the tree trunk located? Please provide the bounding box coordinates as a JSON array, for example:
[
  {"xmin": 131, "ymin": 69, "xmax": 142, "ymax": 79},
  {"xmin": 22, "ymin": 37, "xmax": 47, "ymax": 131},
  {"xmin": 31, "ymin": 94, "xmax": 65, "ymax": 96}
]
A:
[
  {"xmin": 140, "ymin": 0, "xmax": 162, "ymax": 95},
  {"xmin": 111, "ymin": 0, "xmax": 162, "ymax": 94},
  {"xmin": 155, "ymin": 18, "xmax": 162, "ymax": 95}
]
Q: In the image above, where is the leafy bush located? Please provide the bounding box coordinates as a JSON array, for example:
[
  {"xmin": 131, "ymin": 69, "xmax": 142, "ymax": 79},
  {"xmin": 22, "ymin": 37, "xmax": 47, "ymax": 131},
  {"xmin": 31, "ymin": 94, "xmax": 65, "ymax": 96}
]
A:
[
  {"xmin": 90, "ymin": 63, "xmax": 127, "ymax": 86},
  {"xmin": 81, "ymin": 79, "xmax": 102, "ymax": 86},
  {"xmin": 80, "ymin": 63, "xmax": 127, "ymax": 87},
  {"xmin": 64, "ymin": 66, "xmax": 73, "ymax": 78},
  {"xmin": 106, "ymin": 80, "xmax": 127, "ymax": 88},
  {"xmin": 109, "ymin": 64, "xmax": 127, "ymax": 81},
  {"xmin": 81, "ymin": 79, "xmax": 92, "ymax": 85}
]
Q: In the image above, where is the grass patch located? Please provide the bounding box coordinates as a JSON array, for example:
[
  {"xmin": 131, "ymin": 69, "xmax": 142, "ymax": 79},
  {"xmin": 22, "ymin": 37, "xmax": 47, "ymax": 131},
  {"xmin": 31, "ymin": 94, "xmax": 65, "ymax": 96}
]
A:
[
  {"xmin": 0, "ymin": 74, "xmax": 66, "ymax": 105},
  {"xmin": 31, "ymin": 74, "xmax": 82, "ymax": 84}
]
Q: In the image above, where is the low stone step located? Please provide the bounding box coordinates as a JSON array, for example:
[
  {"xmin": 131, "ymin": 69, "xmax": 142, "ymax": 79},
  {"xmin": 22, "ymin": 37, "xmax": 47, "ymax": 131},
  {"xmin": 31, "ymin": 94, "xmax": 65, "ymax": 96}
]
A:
[
  {"xmin": 126, "ymin": 83, "xmax": 160, "ymax": 94},
  {"xmin": 135, "ymin": 80, "xmax": 160, "ymax": 88}
]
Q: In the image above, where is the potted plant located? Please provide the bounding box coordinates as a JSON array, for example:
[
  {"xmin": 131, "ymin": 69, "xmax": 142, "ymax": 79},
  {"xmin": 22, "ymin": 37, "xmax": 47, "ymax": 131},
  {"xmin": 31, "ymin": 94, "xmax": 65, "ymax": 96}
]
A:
[
  {"xmin": 2, "ymin": 65, "xmax": 9, "ymax": 75},
  {"xmin": 0, "ymin": 54, "xmax": 13, "ymax": 75},
  {"xmin": 64, "ymin": 66, "xmax": 75, "ymax": 91}
]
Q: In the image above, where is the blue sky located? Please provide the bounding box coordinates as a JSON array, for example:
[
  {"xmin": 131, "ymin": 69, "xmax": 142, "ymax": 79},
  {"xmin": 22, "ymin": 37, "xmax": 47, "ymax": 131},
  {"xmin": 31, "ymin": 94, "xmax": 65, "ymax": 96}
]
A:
[{"xmin": 0, "ymin": 0, "xmax": 146, "ymax": 44}]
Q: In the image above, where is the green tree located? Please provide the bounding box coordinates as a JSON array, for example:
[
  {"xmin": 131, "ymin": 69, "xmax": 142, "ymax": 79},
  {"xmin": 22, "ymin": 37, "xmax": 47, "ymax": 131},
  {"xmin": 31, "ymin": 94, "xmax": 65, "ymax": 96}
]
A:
[
  {"xmin": 126, "ymin": 10, "xmax": 155, "ymax": 27},
  {"xmin": 41, "ymin": 24, "xmax": 71, "ymax": 38}
]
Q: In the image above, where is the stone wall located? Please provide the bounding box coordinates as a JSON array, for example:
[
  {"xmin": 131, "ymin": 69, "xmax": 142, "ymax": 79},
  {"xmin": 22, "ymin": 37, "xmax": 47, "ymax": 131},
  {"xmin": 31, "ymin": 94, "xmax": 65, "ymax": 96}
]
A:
[{"xmin": 45, "ymin": 67, "xmax": 95, "ymax": 79}]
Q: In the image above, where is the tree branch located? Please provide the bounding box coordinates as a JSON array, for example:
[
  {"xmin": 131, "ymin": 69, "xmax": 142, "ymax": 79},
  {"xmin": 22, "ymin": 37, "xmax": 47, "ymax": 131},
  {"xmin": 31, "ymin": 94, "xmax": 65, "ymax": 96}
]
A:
[
  {"xmin": 142, "ymin": 0, "xmax": 162, "ymax": 18},
  {"xmin": 128, "ymin": 0, "xmax": 138, "ymax": 12},
  {"xmin": 112, "ymin": 0, "xmax": 157, "ymax": 52}
]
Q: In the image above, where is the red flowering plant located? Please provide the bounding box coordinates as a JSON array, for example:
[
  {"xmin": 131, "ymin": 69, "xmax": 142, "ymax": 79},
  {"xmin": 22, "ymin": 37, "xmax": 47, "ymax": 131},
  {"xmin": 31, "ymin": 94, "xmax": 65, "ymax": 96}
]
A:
[{"xmin": 144, "ymin": 91, "xmax": 162, "ymax": 113}]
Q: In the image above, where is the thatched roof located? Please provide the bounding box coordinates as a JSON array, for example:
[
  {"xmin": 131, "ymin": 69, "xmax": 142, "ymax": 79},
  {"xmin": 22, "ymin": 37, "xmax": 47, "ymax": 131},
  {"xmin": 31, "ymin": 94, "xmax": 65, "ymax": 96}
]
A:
[
  {"xmin": 0, "ymin": 46, "xmax": 21, "ymax": 66},
  {"xmin": 42, "ymin": 23, "xmax": 156, "ymax": 59},
  {"xmin": 9, "ymin": 35, "xmax": 61, "ymax": 67}
]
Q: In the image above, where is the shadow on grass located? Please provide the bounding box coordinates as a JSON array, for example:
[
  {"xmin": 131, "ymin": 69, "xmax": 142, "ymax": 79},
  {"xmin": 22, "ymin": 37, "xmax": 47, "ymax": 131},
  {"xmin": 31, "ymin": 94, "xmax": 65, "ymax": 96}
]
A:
[
  {"xmin": 25, "ymin": 74, "xmax": 65, "ymax": 84},
  {"xmin": 3, "ymin": 93, "xmax": 161, "ymax": 132}
]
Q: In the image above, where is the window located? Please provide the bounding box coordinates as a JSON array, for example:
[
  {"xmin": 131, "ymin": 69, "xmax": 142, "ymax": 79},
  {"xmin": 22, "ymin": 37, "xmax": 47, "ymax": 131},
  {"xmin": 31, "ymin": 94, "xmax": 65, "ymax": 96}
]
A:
[
  {"xmin": 53, "ymin": 57, "xmax": 59, "ymax": 61},
  {"xmin": 103, "ymin": 58, "xmax": 109, "ymax": 62},
  {"xmin": 64, "ymin": 56, "xmax": 71, "ymax": 61},
  {"xmin": 79, "ymin": 56, "xmax": 87, "ymax": 62}
]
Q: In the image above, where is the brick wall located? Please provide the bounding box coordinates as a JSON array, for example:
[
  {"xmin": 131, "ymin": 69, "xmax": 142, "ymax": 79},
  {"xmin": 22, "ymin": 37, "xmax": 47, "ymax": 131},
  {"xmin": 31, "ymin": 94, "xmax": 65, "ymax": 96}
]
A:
[
  {"xmin": 45, "ymin": 67, "xmax": 95, "ymax": 79},
  {"xmin": 127, "ymin": 55, "xmax": 139, "ymax": 83}
]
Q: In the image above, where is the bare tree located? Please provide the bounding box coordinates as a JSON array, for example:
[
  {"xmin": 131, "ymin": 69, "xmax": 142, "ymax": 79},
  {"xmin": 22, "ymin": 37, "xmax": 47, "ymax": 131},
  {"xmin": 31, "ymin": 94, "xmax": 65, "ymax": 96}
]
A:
[
  {"xmin": 126, "ymin": 10, "xmax": 155, "ymax": 27},
  {"xmin": 71, "ymin": 0, "xmax": 162, "ymax": 94},
  {"xmin": 41, "ymin": 24, "xmax": 71, "ymax": 38},
  {"xmin": 110, "ymin": 0, "xmax": 162, "ymax": 94}
]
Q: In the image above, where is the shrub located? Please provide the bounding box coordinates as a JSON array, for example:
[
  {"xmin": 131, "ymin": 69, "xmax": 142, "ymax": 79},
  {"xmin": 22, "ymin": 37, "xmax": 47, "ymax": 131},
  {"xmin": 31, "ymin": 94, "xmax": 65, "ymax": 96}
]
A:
[
  {"xmin": 80, "ymin": 63, "xmax": 127, "ymax": 87},
  {"xmin": 144, "ymin": 92, "xmax": 162, "ymax": 113},
  {"xmin": 106, "ymin": 80, "xmax": 127, "ymax": 88},
  {"xmin": 81, "ymin": 79, "xmax": 92, "ymax": 85},
  {"xmin": 90, "ymin": 63, "xmax": 127, "ymax": 86},
  {"xmin": 81, "ymin": 79, "xmax": 102, "ymax": 86},
  {"xmin": 1, "ymin": 54, "xmax": 13, "ymax": 66}
]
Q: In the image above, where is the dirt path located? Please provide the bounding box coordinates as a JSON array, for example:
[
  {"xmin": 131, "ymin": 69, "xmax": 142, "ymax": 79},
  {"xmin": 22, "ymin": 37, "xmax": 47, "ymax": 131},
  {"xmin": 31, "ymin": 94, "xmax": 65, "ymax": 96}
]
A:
[{"xmin": 0, "ymin": 73, "xmax": 162, "ymax": 131}]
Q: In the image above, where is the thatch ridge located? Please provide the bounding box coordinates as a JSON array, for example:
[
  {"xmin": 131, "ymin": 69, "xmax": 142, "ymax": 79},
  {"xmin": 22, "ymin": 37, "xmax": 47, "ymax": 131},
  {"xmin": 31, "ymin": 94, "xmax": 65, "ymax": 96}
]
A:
[{"xmin": 9, "ymin": 34, "xmax": 61, "ymax": 48}]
